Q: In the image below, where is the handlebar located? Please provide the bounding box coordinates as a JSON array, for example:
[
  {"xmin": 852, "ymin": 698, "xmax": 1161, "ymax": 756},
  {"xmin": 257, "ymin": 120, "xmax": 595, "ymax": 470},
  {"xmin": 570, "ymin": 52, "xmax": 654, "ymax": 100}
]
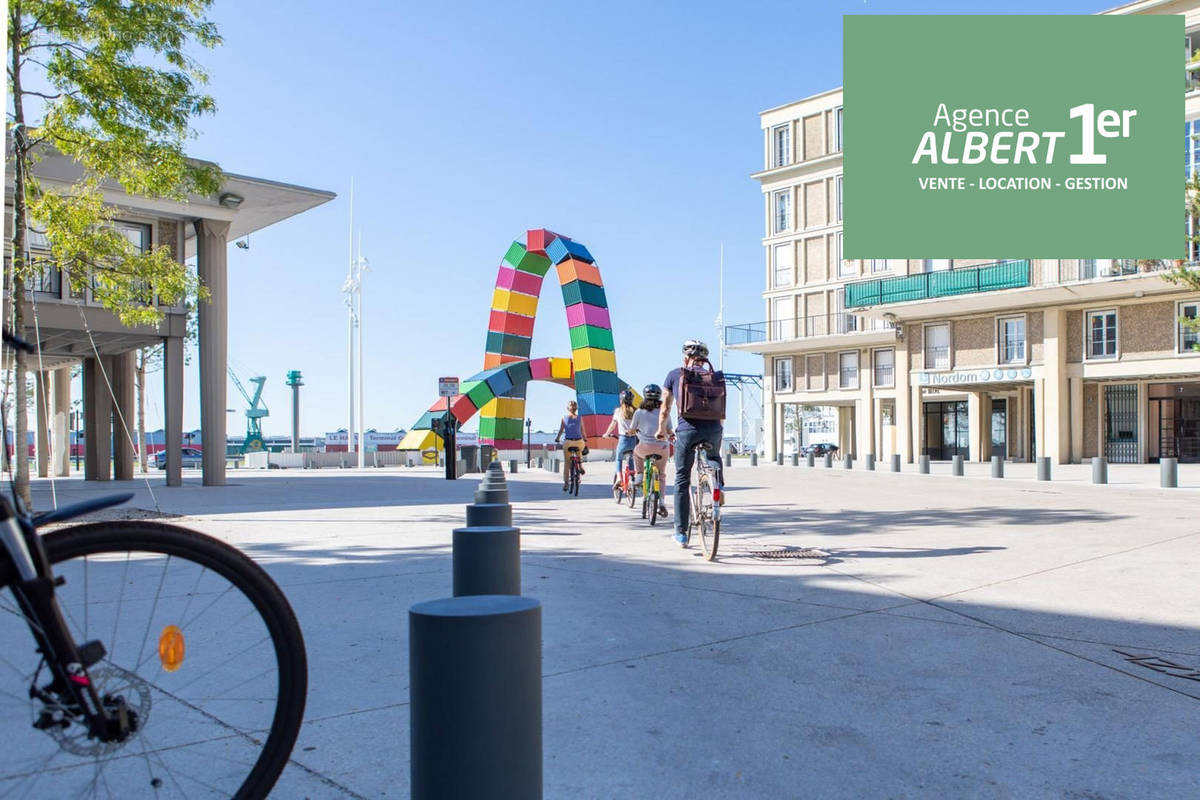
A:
[{"xmin": 3, "ymin": 329, "xmax": 34, "ymax": 353}]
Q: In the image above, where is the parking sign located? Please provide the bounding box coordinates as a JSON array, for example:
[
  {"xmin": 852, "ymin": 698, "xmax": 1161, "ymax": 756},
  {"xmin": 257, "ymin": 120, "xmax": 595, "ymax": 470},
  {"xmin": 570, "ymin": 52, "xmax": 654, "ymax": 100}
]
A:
[{"xmin": 438, "ymin": 377, "xmax": 459, "ymax": 397}]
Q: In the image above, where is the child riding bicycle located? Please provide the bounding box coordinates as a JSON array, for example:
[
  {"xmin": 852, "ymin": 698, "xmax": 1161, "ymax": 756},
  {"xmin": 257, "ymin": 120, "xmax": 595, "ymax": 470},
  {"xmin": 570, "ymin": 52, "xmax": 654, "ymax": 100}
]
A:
[
  {"xmin": 603, "ymin": 389, "xmax": 639, "ymax": 489},
  {"xmin": 632, "ymin": 384, "xmax": 672, "ymax": 519}
]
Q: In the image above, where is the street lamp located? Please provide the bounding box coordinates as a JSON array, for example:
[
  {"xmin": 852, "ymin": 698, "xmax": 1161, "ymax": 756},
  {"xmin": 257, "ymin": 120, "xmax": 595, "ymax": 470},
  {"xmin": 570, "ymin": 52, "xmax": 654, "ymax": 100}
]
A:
[{"xmin": 525, "ymin": 418, "xmax": 532, "ymax": 467}]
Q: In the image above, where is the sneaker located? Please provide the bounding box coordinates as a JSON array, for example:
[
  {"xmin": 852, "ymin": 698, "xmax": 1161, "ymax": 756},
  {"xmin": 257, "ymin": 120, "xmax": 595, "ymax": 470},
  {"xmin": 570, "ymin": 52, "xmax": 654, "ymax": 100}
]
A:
[
  {"xmin": 578, "ymin": 466, "xmax": 586, "ymax": 475},
  {"xmin": 657, "ymin": 505, "xmax": 669, "ymax": 518},
  {"xmin": 674, "ymin": 531, "xmax": 688, "ymax": 547},
  {"xmin": 562, "ymin": 483, "xmax": 568, "ymax": 492}
]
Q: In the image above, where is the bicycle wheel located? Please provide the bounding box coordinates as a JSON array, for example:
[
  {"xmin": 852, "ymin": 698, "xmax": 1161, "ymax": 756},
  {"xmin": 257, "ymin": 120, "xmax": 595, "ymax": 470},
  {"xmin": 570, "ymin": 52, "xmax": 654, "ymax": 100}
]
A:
[
  {"xmin": 612, "ymin": 476, "xmax": 624, "ymax": 504},
  {"xmin": 571, "ymin": 464, "xmax": 580, "ymax": 496},
  {"xmin": 0, "ymin": 521, "xmax": 307, "ymax": 799},
  {"xmin": 697, "ymin": 476, "xmax": 719, "ymax": 561},
  {"xmin": 627, "ymin": 475, "xmax": 637, "ymax": 509},
  {"xmin": 649, "ymin": 491, "xmax": 659, "ymax": 526}
]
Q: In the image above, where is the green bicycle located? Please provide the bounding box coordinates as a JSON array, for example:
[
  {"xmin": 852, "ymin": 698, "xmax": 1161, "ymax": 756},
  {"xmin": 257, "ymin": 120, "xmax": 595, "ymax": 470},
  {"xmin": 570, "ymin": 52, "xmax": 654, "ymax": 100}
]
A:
[{"xmin": 640, "ymin": 453, "xmax": 667, "ymax": 526}]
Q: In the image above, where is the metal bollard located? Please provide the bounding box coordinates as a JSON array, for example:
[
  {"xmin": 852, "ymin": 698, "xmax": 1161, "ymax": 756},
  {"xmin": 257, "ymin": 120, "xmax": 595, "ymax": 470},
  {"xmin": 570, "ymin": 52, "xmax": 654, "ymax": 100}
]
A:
[
  {"xmin": 453, "ymin": 526, "xmax": 521, "ymax": 596},
  {"xmin": 509, "ymin": 459, "xmax": 518, "ymax": 474},
  {"xmin": 891, "ymin": 454, "xmax": 901, "ymax": 472},
  {"xmin": 1161, "ymin": 457, "xmax": 1178, "ymax": 488},
  {"xmin": 807, "ymin": 452, "xmax": 816, "ymax": 468},
  {"xmin": 775, "ymin": 453, "xmax": 782, "ymax": 466},
  {"xmin": 1091, "ymin": 456, "xmax": 1107, "ymax": 485},
  {"xmin": 750, "ymin": 452, "xmax": 758, "ymax": 466},
  {"xmin": 824, "ymin": 452, "xmax": 833, "ymax": 469},
  {"xmin": 843, "ymin": 454, "xmax": 853, "ymax": 470},
  {"xmin": 791, "ymin": 453, "xmax": 799, "ymax": 467},
  {"xmin": 1037, "ymin": 456, "xmax": 1051, "ymax": 481},
  {"xmin": 410, "ymin": 595, "xmax": 541, "ymax": 800},
  {"xmin": 991, "ymin": 455, "xmax": 1004, "ymax": 479},
  {"xmin": 724, "ymin": 452, "xmax": 732, "ymax": 468},
  {"xmin": 865, "ymin": 454, "xmax": 875, "ymax": 471},
  {"xmin": 919, "ymin": 455, "xmax": 930, "ymax": 474},
  {"xmin": 952, "ymin": 455, "xmax": 964, "ymax": 476}
]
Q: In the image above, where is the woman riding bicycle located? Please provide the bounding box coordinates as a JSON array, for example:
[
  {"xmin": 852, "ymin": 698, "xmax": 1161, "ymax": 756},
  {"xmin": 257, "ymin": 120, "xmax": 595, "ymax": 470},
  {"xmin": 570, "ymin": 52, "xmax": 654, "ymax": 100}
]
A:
[
  {"xmin": 603, "ymin": 389, "xmax": 638, "ymax": 489},
  {"xmin": 632, "ymin": 384, "xmax": 672, "ymax": 519},
  {"xmin": 658, "ymin": 339, "xmax": 725, "ymax": 546},
  {"xmin": 554, "ymin": 400, "xmax": 586, "ymax": 490}
]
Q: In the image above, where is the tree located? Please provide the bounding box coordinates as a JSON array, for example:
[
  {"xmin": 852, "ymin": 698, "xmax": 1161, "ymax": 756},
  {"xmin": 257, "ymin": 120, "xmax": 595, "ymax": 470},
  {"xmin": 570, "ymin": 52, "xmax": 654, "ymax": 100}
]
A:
[{"xmin": 7, "ymin": 0, "xmax": 221, "ymax": 504}]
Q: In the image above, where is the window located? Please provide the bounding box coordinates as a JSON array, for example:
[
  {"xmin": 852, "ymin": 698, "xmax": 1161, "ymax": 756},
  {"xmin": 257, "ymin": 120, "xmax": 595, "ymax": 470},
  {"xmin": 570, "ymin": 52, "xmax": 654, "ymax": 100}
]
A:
[
  {"xmin": 1080, "ymin": 259, "xmax": 1097, "ymax": 279},
  {"xmin": 772, "ymin": 243, "xmax": 793, "ymax": 288},
  {"xmin": 773, "ymin": 190, "xmax": 791, "ymax": 234},
  {"xmin": 837, "ymin": 233, "xmax": 854, "ymax": 277},
  {"xmin": 835, "ymin": 287, "xmax": 857, "ymax": 333},
  {"xmin": 775, "ymin": 357, "xmax": 794, "ymax": 392},
  {"xmin": 922, "ymin": 259, "xmax": 951, "ymax": 272},
  {"xmin": 998, "ymin": 315, "xmax": 1026, "ymax": 364},
  {"xmin": 772, "ymin": 125, "xmax": 791, "ymax": 168},
  {"xmin": 869, "ymin": 258, "xmax": 890, "ymax": 274},
  {"xmin": 1086, "ymin": 310, "xmax": 1118, "ymax": 359},
  {"xmin": 116, "ymin": 221, "xmax": 151, "ymax": 253},
  {"xmin": 925, "ymin": 323, "xmax": 950, "ymax": 370},
  {"xmin": 835, "ymin": 106, "xmax": 843, "ymax": 152},
  {"xmin": 839, "ymin": 351, "xmax": 859, "ymax": 389},
  {"xmin": 836, "ymin": 175, "xmax": 843, "ymax": 222},
  {"xmin": 772, "ymin": 296, "xmax": 794, "ymax": 340},
  {"xmin": 1179, "ymin": 301, "xmax": 1200, "ymax": 352},
  {"xmin": 873, "ymin": 348, "xmax": 895, "ymax": 387}
]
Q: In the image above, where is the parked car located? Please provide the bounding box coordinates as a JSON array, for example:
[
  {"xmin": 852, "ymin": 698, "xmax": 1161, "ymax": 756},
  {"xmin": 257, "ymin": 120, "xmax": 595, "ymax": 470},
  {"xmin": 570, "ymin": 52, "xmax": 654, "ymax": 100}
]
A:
[
  {"xmin": 153, "ymin": 447, "xmax": 204, "ymax": 469},
  {"xmin": 801, "ymin": 442, "xmax": 840, "ymax": 457}
]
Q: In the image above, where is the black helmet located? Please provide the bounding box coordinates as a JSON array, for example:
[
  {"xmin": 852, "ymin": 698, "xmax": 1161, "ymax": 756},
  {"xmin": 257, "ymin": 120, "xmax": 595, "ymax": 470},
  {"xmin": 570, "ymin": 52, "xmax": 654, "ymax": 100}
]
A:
[
  {"xmin": 619, "ymin": 389, "xmax": 635, "ymax": 405},
  {"xmin": 642, "ymin": 384, "xmax": 662, "ymax": 401},
  {"xmin": 682, "ymin": 339, "xmax": 709, "ymax": 359}
]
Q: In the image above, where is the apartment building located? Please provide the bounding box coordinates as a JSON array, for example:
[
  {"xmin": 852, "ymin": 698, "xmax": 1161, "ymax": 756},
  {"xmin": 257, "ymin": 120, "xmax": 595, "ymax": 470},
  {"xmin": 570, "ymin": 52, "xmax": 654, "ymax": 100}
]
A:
[{"xmin": 729, "ymin": 0, "xmax": 1200, "ymax": 466}]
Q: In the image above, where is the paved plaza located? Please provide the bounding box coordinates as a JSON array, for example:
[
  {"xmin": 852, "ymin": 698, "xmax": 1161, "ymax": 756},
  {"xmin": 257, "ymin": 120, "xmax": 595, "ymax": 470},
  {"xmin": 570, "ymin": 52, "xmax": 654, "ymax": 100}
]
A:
[{"xmin": 27, "ymin": 461, "xmax": 1200, "ymax": 798}]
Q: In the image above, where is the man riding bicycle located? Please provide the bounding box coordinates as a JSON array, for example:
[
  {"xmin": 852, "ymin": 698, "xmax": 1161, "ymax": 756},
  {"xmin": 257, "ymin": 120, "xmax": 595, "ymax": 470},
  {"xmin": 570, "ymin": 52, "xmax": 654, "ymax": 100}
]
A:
[{"xmin": 657, "ymin": 339, "xmax": 725, "ymax": 546}]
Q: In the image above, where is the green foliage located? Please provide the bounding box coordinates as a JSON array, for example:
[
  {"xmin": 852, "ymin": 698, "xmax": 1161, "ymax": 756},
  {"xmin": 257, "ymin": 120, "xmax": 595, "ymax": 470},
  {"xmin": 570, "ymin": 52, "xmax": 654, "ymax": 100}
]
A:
[
  {"xmin": 9, "ymin": 0, "xmax": 222, "ymax": 326},
  {"xmin": 1172, "ymin": 170, "xmax": 1200, "ymax": 349}
]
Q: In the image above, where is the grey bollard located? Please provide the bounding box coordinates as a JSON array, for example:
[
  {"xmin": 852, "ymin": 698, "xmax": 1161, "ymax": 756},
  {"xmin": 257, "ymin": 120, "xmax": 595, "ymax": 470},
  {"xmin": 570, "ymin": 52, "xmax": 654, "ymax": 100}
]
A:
[
  {"xmin": 991, "ymin": 455, "xmax": 1004, "ymax": 479},
  {"xmin": 823, "ymin": 452, "xmax": 833, "ymax": 468},
  {"xmin": 791, "ymin": 453, "xmax": 799, "ymax": 467},
  {"xmin": 724, "ymin": 452, "xmax": 732, "ymax": 467},
  {"xmin": 750, "ymin": 452, "xmax": 758, "ymax": 466},
  {"xmin": 466, "ymin": 503, "xmax": 513, "ymax": 527},
  {"xmin": 865, "ymin": 454, "xmax": 875, "ymax": 471},
  {"xmin": 453, "ymin": 526, "xmax": 521, "ymax": 596},
  {"xmin": 891, "ymin": 454, "xmax": 901, "ymax": 472},
  {"xmin": 1161, "ymin": 457, "xmax": 1178, "ymax": 488},
  {"xmin": 843, "ymin": 454, "xmax": 853, "ymax": 470},
  {"xmin": 1092, "ymin": 456, "xmax": 1107, "ymax": 484},
  {"xmin": 919, "ymin": 455, "xmax": 930, "ymax": 474},
  {"xmin": 410, "ymin": 595, "xmax": 541, "ymax": 800},
  {"xmin": 509, "ymin": 459, "xmax": 518, "ymax": 474},
  {"xmin": 1037, "ymin": 456, "xmax": 1051, "ymax": 481},
  {"xmin": 952, "ymin": 455, "xmax": 964, "ymax": 476},
  {"xmin": 807, "ymin": 452, "xmax": 816, "ymax": 468}
]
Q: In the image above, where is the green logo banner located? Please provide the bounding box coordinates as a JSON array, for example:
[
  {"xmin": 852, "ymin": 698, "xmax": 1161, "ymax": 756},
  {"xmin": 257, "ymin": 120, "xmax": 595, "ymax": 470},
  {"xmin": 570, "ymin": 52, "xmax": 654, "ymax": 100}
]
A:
[{"xmin": 843, "ymin": 15, "xmax": 1181, "ymax": 259}]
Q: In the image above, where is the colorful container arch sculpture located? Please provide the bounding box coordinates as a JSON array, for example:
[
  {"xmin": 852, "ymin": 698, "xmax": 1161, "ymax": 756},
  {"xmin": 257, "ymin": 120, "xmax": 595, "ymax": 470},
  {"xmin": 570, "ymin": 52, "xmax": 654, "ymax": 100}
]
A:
[{"xmin": 398, "ymin": 229, "xmax": 632, "ymax": 453}]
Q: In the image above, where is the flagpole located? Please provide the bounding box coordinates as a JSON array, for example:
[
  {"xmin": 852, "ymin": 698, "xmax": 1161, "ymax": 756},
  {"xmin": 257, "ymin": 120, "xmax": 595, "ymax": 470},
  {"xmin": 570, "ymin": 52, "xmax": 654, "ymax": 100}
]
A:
[
  {"xmin": 345, "ymin": 178, "xmax": 356, "ymax": 457},
  {"xmin": 356, "ymin": 231, "xmax": 366, "ymax": 469}
]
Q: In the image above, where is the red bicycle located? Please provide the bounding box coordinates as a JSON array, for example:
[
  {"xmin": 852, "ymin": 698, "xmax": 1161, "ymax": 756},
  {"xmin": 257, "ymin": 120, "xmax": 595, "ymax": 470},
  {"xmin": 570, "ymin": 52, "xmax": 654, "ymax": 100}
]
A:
[{"xmin": 611, "ymin": 441, "xmax": 637, "ymax": 508}]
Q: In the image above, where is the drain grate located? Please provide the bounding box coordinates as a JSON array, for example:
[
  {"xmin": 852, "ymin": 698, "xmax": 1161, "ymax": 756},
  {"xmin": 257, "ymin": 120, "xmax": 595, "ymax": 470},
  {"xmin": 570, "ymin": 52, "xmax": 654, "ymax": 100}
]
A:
[
  {"xmin": 748, "ymin": 547, "xmax": 828, "ymax": 560},
  {"xmin": 1113, "ymin": 649, "xmax": 1200, "ymax": 682}
]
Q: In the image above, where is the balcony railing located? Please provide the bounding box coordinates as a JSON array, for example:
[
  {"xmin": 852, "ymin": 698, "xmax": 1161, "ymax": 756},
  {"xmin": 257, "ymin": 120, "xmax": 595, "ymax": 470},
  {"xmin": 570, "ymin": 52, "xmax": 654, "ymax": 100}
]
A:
[
  {"xmin": 845, "ymin": 259, "xmax": 1030, "ymax": 308},
  {"xmin": 725, "ymin": 313, "xmax": 893, "ymax": 345}
]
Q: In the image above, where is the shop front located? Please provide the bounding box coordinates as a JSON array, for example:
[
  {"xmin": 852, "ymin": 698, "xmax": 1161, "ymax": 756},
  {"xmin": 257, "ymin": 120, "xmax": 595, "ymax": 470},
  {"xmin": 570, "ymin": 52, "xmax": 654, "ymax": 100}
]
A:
[{"xmin": 1148, "ymin": 381, "xmax": 1200, "ymax": 463}]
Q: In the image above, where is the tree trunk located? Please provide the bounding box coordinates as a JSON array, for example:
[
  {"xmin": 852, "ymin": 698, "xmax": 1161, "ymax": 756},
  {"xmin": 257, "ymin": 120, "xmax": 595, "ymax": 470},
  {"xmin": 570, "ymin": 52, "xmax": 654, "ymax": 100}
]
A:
[
  {"xmin": 10, "ymin": 9, "xmax": 33, "ymax": 507},
  {"xmin": 136, "ymin": 350, "xmax": 147, "ymax": 471}
]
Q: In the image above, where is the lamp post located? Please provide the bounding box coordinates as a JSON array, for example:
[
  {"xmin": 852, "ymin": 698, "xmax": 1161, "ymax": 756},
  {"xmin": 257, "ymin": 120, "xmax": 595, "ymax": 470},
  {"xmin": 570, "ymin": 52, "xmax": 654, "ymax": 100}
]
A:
[{"xmin": 525, "ymin": 418, "xmax": 532, "ymax": 467}]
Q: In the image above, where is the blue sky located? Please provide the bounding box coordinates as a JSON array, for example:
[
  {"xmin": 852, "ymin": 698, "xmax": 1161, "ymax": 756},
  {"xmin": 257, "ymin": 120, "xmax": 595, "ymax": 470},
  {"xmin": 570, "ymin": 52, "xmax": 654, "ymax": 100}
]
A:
[{"xmin": 170, "ymin": 0, "xmax": 1106, "ymax": 437}]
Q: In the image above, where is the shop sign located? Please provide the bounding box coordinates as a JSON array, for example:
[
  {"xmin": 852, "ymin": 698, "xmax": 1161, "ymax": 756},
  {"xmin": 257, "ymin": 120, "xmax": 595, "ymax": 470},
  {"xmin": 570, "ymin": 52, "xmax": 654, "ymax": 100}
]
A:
[{"xmin": 917, "ymin": 367, "xmax": 1032, "ymax": 386}]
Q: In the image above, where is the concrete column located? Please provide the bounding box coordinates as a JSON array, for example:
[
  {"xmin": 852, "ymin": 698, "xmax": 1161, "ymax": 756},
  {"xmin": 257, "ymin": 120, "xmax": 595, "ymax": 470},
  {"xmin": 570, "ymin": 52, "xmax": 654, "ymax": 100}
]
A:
[
  {"xmin": 1069, "ymin": 377, "xmax": 1083, "ymax": 464},
  {"xmin": 163, "ymin": 335, "xmax": 184, "ymax": 486},
  {"xmin": 895, "ymin": 343, "xmax": 912, "ymax": 462},
  {"xmin": 838, "ymin": 406, "xmax": 854, "ymax": 458},
  {"xmin": 766, "ymin": 400, "xmax": 779, "ymax": 461},
  {"xmin": 968, "ymin": 393, "xmax": 992, "ymax": 462},
  {"xmin": 195, "ymin": 218, "xmax": 231, "ymax": 486},
  {"xmin": 51, "ymin": 367, "xmax": 70, "ymax": 476},
  {"xmin": 1033, "ymin": 378, "xmax": 1047, "ymax": 461},
  {"xmin": 857, "ymin": 371, "xmax": 875, "ymax": 464},
  {"xmin": 83, "ymin": 357, "xmax": 112, "ymax": 481},
  {"xmin": 910, "ymin": 384, "xmax": 924, "ymax": 463},
  {"xmin": 1042, "ymin": 309, "xmax": 1070, "ymax": 463},
  {"xmin": 35, "ymin": 372, "xmax": 50, "ymax": 478},
  {"xmin": 111, "ymin": 351, "xmax": 135, "ymax": 481}
]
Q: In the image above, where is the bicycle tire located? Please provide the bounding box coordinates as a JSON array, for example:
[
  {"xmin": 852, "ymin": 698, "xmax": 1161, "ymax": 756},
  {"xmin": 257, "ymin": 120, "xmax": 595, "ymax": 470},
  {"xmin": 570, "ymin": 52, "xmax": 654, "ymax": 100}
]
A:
[
  {"xmin": 649, "ymin": 491, "xmax": 659, "ymax": 526},
  {"xmin": 571, "ymin": 465, "xmax": 580, "ymax": 496},
  {"xmin": 612, "ymin": 480, "xmax": 624, "ymax": 504},
  {"xmin": 628, "ymin": 477, "xmax": 637, "ymax": 509},
  {"xmin": 698, "ymin": 478, "xmax": 719, "ymax": 561},
  {"xmin": 0, "ymin": 521, "xmax": 307, "ymax": 799}
]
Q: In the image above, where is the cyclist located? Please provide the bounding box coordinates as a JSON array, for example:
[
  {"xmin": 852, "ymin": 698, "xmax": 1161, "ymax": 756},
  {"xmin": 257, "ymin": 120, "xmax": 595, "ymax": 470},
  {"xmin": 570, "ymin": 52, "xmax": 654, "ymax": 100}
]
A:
[
  {"xmin": 631, "ymin": 384, "xmax": 671, "ymax": 519},
  {"xmin": 554, "ymin": 399, "xmax": 586, "ymax": 490},
  {"xmin": 657, "ymin": 339, "xmax": 725, "ymax": 546},
  {"xmin": 603, "ymin": 389, "xmax": 638, "ymax": 489}
]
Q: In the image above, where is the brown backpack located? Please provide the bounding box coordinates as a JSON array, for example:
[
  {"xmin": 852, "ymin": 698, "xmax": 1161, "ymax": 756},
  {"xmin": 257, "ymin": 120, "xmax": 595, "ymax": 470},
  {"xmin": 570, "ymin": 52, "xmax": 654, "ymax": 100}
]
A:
[{"xmin": 676, "ymin": 360, "xmax": 726, "ymax": 421}]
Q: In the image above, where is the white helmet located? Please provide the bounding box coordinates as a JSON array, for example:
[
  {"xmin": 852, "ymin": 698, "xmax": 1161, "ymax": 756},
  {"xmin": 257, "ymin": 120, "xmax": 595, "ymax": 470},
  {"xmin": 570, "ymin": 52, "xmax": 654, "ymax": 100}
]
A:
[{"xmin": 682, "ymin": 339, "xmax": 709, "ymax": 359}]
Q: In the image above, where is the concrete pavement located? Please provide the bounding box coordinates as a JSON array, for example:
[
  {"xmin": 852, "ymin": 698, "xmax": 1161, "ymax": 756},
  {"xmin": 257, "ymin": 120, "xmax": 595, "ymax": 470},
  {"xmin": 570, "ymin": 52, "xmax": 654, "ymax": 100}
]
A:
[{"xmin": 23, "ymin": 462, "xmax": 1200, "ymax": 798}]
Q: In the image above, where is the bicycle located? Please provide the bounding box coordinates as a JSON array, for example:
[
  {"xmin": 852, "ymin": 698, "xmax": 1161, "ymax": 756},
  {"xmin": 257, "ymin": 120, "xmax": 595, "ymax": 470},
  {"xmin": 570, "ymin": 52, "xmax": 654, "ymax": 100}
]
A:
[
  {"xmin": 563, "ymin": 445, "xmax": 583, "ymax": 496},
  {"xmin": 0, "ymin": 332, "xmax": 307, "ymax": 799},
  {"xmin": 685, "ymin": 442, "xmax": 722, "ymax": 561},
  {"xmin": 612, "ymin": 450, "xmax": 637, "ymax": 509},
  {"xmin": 640, "ymin": 453, "xmax": 666, "ymax": 526}
]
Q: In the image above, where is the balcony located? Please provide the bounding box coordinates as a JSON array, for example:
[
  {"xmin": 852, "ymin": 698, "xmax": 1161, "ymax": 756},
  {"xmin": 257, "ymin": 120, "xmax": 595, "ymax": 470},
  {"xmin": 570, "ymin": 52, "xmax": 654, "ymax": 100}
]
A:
[
  {"xmin": 845, "ymin": 260, "xmax": 1030, "ymax": 308},
  {"xmin": 725, "ymin": 313, "xmax": 894, "ymax": 346}
]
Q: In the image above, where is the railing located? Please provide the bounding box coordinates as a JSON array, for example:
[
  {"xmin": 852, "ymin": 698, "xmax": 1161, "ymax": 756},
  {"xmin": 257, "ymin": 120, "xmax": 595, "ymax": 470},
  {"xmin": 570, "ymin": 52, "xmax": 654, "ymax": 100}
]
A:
[
  {"xmin": 924, "ymin": 345, "xmax": 950, "ymax": 371},
  {"xmin": 845, "ymin": 259, "xmax": 1030, "ymax": 308},
  {"xmin": 725, "ymin": 313, "xmax": 893, "ymax": 345},
  {"xmin": 873, "ymin": 365, "xmax": 894, "ymax": 387}
]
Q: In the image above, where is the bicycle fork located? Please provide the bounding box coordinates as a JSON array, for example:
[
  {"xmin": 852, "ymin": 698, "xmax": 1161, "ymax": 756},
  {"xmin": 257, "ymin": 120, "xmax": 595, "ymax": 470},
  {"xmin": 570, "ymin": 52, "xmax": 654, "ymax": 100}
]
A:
[{"xmin": 1, "ymin": 515, "xmax": 135, "ymax": 744}]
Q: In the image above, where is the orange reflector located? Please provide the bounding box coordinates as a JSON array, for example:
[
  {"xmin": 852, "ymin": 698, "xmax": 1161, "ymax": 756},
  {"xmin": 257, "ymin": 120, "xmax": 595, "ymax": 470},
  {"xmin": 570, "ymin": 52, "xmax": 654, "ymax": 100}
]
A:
[{"xmin": 158, "ymin": 625, "xmax": 185, "ymax": 672}]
